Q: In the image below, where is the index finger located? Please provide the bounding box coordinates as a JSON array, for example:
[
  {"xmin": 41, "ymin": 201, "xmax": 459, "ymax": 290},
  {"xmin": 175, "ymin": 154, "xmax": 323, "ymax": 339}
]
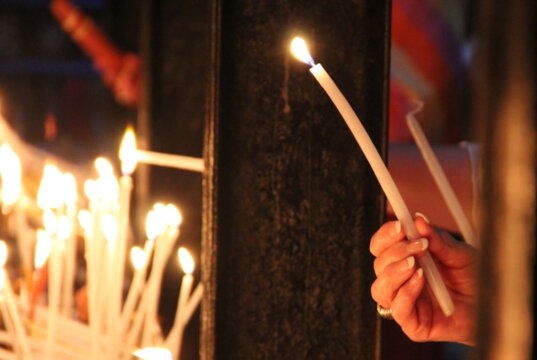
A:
[{"xmin": 370, "ymin": 220, "xmax": 405, "ymax": 256}]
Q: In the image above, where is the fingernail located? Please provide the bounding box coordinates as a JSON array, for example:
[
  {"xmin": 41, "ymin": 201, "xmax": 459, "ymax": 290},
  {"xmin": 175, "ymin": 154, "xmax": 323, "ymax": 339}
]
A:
[
  {"xmin": 415, "ymin": 212, "xmax": 430, "ymax": 224},
  {"xmin": 407, "ymin": 238, "xmax": 428, "ymax": 253},
  {"xmin": 419, "ymin": 238, "xmax": 428, "ymax": 250},
  {"xmin": 406, "ymin": 256, "xmax": 415, "ymax": 270},
  {"xmin": 394, "ymin": 221, "xmax": 402, "ymax": 234}
]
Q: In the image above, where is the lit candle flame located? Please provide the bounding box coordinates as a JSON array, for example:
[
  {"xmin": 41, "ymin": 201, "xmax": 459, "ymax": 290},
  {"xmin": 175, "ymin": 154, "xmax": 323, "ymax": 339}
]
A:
[
  {"xmin": 290, "ymin": 37, "xmax": 316, "ymax": 66},
  {"xmin": 0, "ymin": 144, "xmax": 22, "ymax": 206},
  {"xmin": 94, "ymin": 157, "xmax": 114, "ymax": 177},
  {"xmin": 145, "ymin": 208, "xmax": 166, "ymax": 241},
  {"xmin": 62, "ymin": 172, "xmax": 77, "ymax": 207},
  {"xmin": 78, "ymin": 209, "xmax": 93, "ymax": 232},
  {"xmin": 178, "ymin": 247, "xmax": 194, "ymax": 275},
  {"xmin": 35, "ymin": 230, "xmax": 52, "ymax": 269},
  {"xmin": 0, "ymin": 240, "xmax": 8, "ymax": 267},
  {"xmin": 165, "ymin": 204, "xmax": 182, "ymax": 228},
  {"xmin": 133, "ymin": 347, "xmax": 172, "ymax": 360},
  {"xmin": 130, "ymin": 246, "xmax": 146, "ymax": 270},
  {"xmin": 120, "ymin": 127, "xmax": 137, "ymax": 175},
  {"xmin": 84, "ymin": 179, "xmax": 98, "ymax": 202},
  {"xmin": 37, "ymin": 164, "xmax": 63, "ymax": 209}
]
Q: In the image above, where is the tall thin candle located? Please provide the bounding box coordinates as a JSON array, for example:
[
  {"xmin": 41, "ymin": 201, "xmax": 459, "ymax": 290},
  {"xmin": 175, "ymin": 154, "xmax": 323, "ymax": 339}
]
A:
[
  {"xmin": 166, "ymin": 248, "xmax": 194, "ymax": 360},
  {"xmin": 290, "ymin": 37, "xmax": 454, "ymax": 316},
  {"xmin": 0, "ymin": 241, "xmax": 33, "ymax": 359},
  {"xmin": 406, "ymin": 103, "xmax": 478, "ymax": 247}
]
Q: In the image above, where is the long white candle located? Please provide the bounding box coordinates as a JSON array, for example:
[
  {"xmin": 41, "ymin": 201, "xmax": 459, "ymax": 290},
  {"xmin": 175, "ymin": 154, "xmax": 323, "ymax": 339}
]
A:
[
  {"xmin": 1, "ymin": 269, "xmax": 33, "ymax": 359},
  {"xmin": 136, "ymin": 150, "xmax": 204, "ymax": 173},
  {"xmin": 166, "ymin": 247, "xmax": 194, "ymax": 360},
  {"xmin": 166, "ymin": 274, "xmax": 192, "ymax": 360},
  {"xmin": 406, "ymin": 107, "xmax": 478, "ymax": 247},
  {"xmin": 120, "ymin": 241, "xmax": 154, "ymax": 333},
  {"xmin": 45, "ymin": 233, "xmax": 63, "ymax": 360},
  {"xmin": 291, "ymin": 38, "xmax": 454, "ymax": 316},
  {"xmin": 180, "ymin": 283, "xmax": 203, "ymax": 327}
]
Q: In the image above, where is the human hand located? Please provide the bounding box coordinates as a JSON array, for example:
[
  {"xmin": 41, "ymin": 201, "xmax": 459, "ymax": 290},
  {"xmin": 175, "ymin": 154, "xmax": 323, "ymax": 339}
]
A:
[{"xmin": 370, "ymin": 214, "xmax": 477, "ymax": 345}]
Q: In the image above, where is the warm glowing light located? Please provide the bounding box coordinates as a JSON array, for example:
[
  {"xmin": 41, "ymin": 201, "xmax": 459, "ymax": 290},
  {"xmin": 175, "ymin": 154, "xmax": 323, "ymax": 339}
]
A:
[
  {"xmin": 0, "ymin": 240, "xmax": 8, "ymax": 267},
  {"xmin": 84, "ymin": 179, "xmax": 98, "ymax": 202},
  {"xmin": 37, "ymin": 164, "xmax": 63, "ymax": 209},
  {"xmin": 43, "ymin": 209, "xmax": 58, "ymax": 235},
  {"xmin": 94, "ymin": 157, "xmax": 114, "ymax": 177},
  {"xmin": 35, "ymin": 230, "xmax": 52, "ymax": 269},
  {"xmin": 93, "ymin": 157, "xmax": 120, "ymax": 201},
  {"xmin": 178, "ymin": 247, "xmax": 194, "ymax": 275},
  {"xmin": 102, "ymin": 214, "xmax": 118, "ymax": 243},
  {"xmin": 145, "ymin": 209, "xmax": 166, "ymax": 241},
  {"xmin": 78, "ymin": 209, "xmax": 93, "ymax": 232},
  {"xmin": 97, "ymin": 174, "xmax": 120, "ymax": 202},
  {"xmin": 0, "ymin": 144, "xmax": 22, "ymax": 206},
  {"xmin": 57, "ymin": 215, "xmax": 72, "ymax": 242},
  {"xmin": 0, "ymin": 270, "xmax": 4, "ymax": 291},
  {"xmin": 62, "ymin": 173, "xmax": 77, "ymax": 207},
  {"xmin": 165, "ymin": 204, "xmax": 182, "ymax": 228},
  {"xmin": 133, "ymin": 347, "xmax": 172, "ymax": 360},
  {"xmin": 120, "ymin": 127, "xmax": 137, "ymax": 175},
  {"xmin": 290, "ymin": 37, "xmax": 315, "ymax": 66},
  {"xmin": 130, "ymin": 246, "xmax": 146, "ymax": 270}
]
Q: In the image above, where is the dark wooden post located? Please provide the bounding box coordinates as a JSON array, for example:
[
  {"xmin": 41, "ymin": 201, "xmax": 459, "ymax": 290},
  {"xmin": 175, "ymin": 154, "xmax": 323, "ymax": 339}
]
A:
[
  {"xmin": 474, "ymin": 0, "xmax": 536, "ymax": 359},
  {"xmin": 202, "ymin": 0, "xmax": 391, "ymax": 358}
]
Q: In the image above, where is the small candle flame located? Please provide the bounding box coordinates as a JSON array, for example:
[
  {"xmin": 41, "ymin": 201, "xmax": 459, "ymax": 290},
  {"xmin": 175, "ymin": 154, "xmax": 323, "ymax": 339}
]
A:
[
  {"xmin": 133, "ymin": 347, "xmax": 172, "ymax": 360},
  {"xmin": 0, "ymin": 144, "xmax": 22, "ymax": 206},
  {"xmin": 290, "ymin": 37, "xmax": 315, "ymax": 66},
  {"xmin": 178, "ymin": 247, "xmax": 194, "ymax": 275},
  {"xmin": 35, "ymin": 230, "xmax": 52, "ymax": 269},
  {"xmin": 84, "ymin": 179, "xmax": 98, "ymax": 202},
  {"xmin": 120, "ymin": 127, "xmax": 137, "ymax": 175},
  {"xmin": 95, "ymin": 157, "xmax": 114, "ymax": 177},
  {"xmin": 78, "ymin": 209, "xmax": 93, "ymax": 233},
  {"xmin": 62, "ymin": 173, "xmax": 77, "ymax": 207},
  {"xmin": 130, "ymin": 246, "xmax": 146, "ymax": 270},
  {"xmin": 145, "ymin": 208, "xmax": 166, "ymax": 241},
  {"xmin": 0, "ymin": 240, "xmax": 8, "ymax": 267},
  {"xmin": 37, "ymin": 164, "xmax": 63, "ymax": 209},
  {"xmin": 165, "ymin": 204, "xmax": 182, "ymax": 228}
]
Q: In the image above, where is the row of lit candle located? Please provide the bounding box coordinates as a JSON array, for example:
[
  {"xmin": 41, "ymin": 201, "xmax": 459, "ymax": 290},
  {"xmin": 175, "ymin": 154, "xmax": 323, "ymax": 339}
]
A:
[{"xmin": 0, "ymin": 122, "xmax": 205, "ymax": 359}]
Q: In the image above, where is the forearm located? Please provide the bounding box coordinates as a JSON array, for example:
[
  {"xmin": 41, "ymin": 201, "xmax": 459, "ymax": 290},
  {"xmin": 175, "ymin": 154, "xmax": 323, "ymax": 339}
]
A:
[{"xmin": 387, "ymin": 143, "xmax": 477, "ymax": 234}]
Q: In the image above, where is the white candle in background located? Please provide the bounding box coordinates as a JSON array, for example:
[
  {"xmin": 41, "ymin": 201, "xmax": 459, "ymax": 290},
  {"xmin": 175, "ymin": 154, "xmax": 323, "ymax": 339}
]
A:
[
  {"xmin": 125, "ymin": 206, "xmax": 168, "ymax": 349},
  {"xmin": 115, "ymin": 129, "xmax": 136, "ymax": 325},
  {"xmin": 45, "ymin": 214, "xmax": 63, "ymax": 360},
  {"xmin": 120, "ymin": 241, "xmax": 154, "ymax": 334},
  {"xmin": 136, "ymin": 150, "xmax": 204, "ymax": 173},
  {"xmin": 61, "ymin": 173, "xmax": 78, "ymax": 316},
  {"xmin": 181, "ymin": 283, "xmax": 203, "ymax": 327},
  {"xmin": 406, "ymin": 103, "xmax": 478, "ymax": 247},
  {"xmin": 0, "ymin": 144, "xmax": 33, "ymax": 293},
  {"xmin": 0, "ymin": 241, "xmax": 33, "ymax": 359},
  {"xmin": 290, "ymin": 37, "xmax": 454, "ymax": 316},
  {"xmin": 165, "ymin": 247, "xmax": 194, "ymax": 360}
]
